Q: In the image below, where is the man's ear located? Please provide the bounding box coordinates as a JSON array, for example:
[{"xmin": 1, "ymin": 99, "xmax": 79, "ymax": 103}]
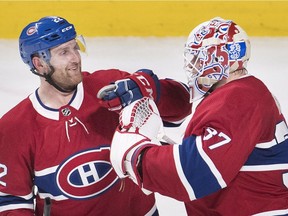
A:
[{"xmin": 32, "ymin": 56, "xmax": 47, "ymax": 75}]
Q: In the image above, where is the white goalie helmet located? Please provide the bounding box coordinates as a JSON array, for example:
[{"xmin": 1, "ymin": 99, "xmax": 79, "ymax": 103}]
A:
[{"xmin": 184, "ymin": 17, "xmax": 251, "ymax": 101}]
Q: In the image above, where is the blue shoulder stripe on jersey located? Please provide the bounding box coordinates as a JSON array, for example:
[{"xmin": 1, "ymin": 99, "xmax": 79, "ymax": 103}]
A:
[
  {"xmin": 35, "ymin": 173, "xmax": 62, "ymax": 196},
  {"xmin": 0, "ymin": 194, "xmax": 34, "ymax": 207},
  {"xmin": 245, "ymin": 139, "xmax": 288, "ymax": 166},
  {"xmin": 179, "ymin": 135, "xmax": 222, "ymax": 198}
]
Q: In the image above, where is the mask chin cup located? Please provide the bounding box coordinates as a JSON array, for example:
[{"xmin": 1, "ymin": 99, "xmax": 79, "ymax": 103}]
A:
[
  {"xmin": 197, "ymin": 77, "xmax": 218, "ymax": 86},
  {"xmin": 189, "ymin": 77, "xmax": 219, "ymax": 103}
]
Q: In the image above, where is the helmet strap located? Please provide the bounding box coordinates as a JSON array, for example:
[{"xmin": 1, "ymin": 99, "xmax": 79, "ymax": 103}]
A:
[{"xmin": 30, "ymin": 67, "xmax": 76, "ymax": 93}]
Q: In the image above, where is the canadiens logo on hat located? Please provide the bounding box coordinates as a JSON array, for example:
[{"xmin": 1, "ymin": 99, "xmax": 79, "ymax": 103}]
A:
[{"xmin": 26, "ymin": 26, "xmax": 36, "ymax": 36}]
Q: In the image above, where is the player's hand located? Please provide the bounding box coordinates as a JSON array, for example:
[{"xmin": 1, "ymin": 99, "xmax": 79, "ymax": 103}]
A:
[
  {"xmin": 97, "ymin": 69, "xmax": 160, "ymax": 111},
  {"xmin": 110, "ymin": 97, "xmax": 161, "ymax": 191}
]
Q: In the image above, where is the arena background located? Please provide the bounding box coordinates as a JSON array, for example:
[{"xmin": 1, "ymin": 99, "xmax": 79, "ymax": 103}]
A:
[
  {"xmin": 0, "ymin": 1, "xmax": 288, "ymax": 216},
  {"xmin": 0, "ymin": 1, "xmax": 288, "ymax": 38}
]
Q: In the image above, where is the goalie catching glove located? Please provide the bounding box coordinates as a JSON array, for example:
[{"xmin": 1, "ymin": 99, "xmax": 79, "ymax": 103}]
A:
[
  {"xmin": 110, "ymin": 97, "xmax": 162, "ymax": 189},
  {"xmin": 97, "ymin": 69, "xmax": 160, "ymax": 111}
]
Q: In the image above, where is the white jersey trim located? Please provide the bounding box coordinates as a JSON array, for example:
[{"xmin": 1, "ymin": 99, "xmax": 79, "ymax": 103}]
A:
[
  {"xmin": 196, "ymin": 136, "xmax": 227, "ymax": 188},
  {"xmin": 70, "ymin": 82, "xmax": 84, "ymax": 110},
  {"xmin": 256, "ymin": 138, "xmax": 278, "ymax": 149},
  {"xmin": 173, "ymin": 145, "xmax": 196, "ymax": 201},
  {"xmin": 29, "ymin": 82, "xmax": 84, "ymax": 120},
  {"xmin": 38, "ymin": 192, "xmax": 68, "ymax": 201},
  {"xmin": 35, "ymin": 165, "xmax": 58, "ymax": 176},
  {"xmin": 0, "ymin": 203, "xmax": 34, "ymax": 212},
  {"xmin": 29, "ymin": 92, "xmax": 59, "ymax": 120},
  {"xmin": 240, "ymin": 163, "xmax": 288, "ymax": 171},
  {"xmin": 256, "ymin": 120, "xmax": 288, "ymax": 149},
  {"xmin": 253, "ymin": 209, "xmax": 288, "ymax": 216}
]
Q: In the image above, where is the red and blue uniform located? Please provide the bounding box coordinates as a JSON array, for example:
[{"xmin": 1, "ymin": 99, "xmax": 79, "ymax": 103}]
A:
[
  {"xmin": 0, "ymin": 69, "xmax": 191, "ymax": 215},
  {"xmin": 140, "ymin": 75, "xmax": 288, "ymax": 215}
]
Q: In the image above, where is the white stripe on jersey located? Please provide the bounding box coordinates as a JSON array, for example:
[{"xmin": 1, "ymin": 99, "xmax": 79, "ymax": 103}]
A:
[
  {"xmin": 173, "ymin": 145, "xmax": 196, "ymax": 201},
  {"xmin": 0, "ymin": 203, "xmax": 34, "ymax": 212},
  {"xmin": 242, "ymin": 120, "xmax": 288, "ymax": 171},
  {"xmin": 256, "ymin": 120, "xmax": 288, "ymax": 149},
  {"xmin": 195, "ymin": 136, "xmax": 227, "ymax": 189},
  {"xmin": 34, "ymin": 165, "xmax": 58, "ymax": 176},
  {"xmin": 69, "ymin": 82, "xmax": 84, "ymax": 110},
  {"xmin": 256, "ymin": 138, "xmax": 278, "ymax": 149},
  {"xmin": 38, "ymin": 192, "xmax": 68, "ymax": 201},
  {"xmin": 240, "ymin": 163, "xmax": 288, "ymax": 171},
  {"xmin": 253, "ymin": 209, "xmax": 288, "ymax": 216}
]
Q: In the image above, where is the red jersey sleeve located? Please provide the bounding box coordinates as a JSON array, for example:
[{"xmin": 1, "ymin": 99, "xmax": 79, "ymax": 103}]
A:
[
  {"xmin": 0, "ymin": 99, "xmax": 35, "ymax": 214},
  {"xmin": 140, "ymin": 76, "xmax": 284, "ymax": 205}
]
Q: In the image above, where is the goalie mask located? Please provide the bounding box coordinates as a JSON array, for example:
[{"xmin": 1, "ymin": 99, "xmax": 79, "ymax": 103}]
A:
[{"xmin": 184, "ymin": 17, "xmax": 250, "ymax": 101}]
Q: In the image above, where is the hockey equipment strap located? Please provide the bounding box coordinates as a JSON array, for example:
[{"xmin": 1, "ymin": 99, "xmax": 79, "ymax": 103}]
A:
[
  {"xmin": 97, "ymin": 69, "xmax": 160, "ymax": 111},
  {"xmin": 43, "ymin": 197, "xmax": 51, "ymax": 216},
  {"xmin": 110, "ymin": 97, "xmax": 161, "ymax": 190},
  {"xmin": 31, "ymin": 67, "xmax": 77, "ymax": 93}
]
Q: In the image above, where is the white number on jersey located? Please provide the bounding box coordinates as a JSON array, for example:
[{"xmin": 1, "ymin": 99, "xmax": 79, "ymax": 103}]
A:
[
  {"xmin": 203, "ymin": 127, "xmax": 231, "ymax": 150},
  {"xmin": 283, "ymin": 173, "xmax": 288, "ymax": 189},
  {"xmin": 275, "ymin": 120, "xmax": 288, "ymax": 144},
  {"xmin": 0, "ymin": 163, "xmax": 7, "ymax": 187}
]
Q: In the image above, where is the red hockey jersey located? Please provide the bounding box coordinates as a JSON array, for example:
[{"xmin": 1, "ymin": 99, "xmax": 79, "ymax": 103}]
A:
[
  {"xmin": 141, "ymin": 75, "xmax": 288, "ymax": 215},
  {"xmin": 0, "ymin": 69, "xmax": 191, "ymax": 215}
]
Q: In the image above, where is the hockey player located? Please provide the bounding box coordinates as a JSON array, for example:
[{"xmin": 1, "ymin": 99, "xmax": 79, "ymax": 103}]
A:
[
  {"xmin": 109, "ymin": 17, "xmax": 288, "ymax": 215},
  {"xmin": 0, "ymin": 16, "xmax": 191, "ymax": 215}
]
